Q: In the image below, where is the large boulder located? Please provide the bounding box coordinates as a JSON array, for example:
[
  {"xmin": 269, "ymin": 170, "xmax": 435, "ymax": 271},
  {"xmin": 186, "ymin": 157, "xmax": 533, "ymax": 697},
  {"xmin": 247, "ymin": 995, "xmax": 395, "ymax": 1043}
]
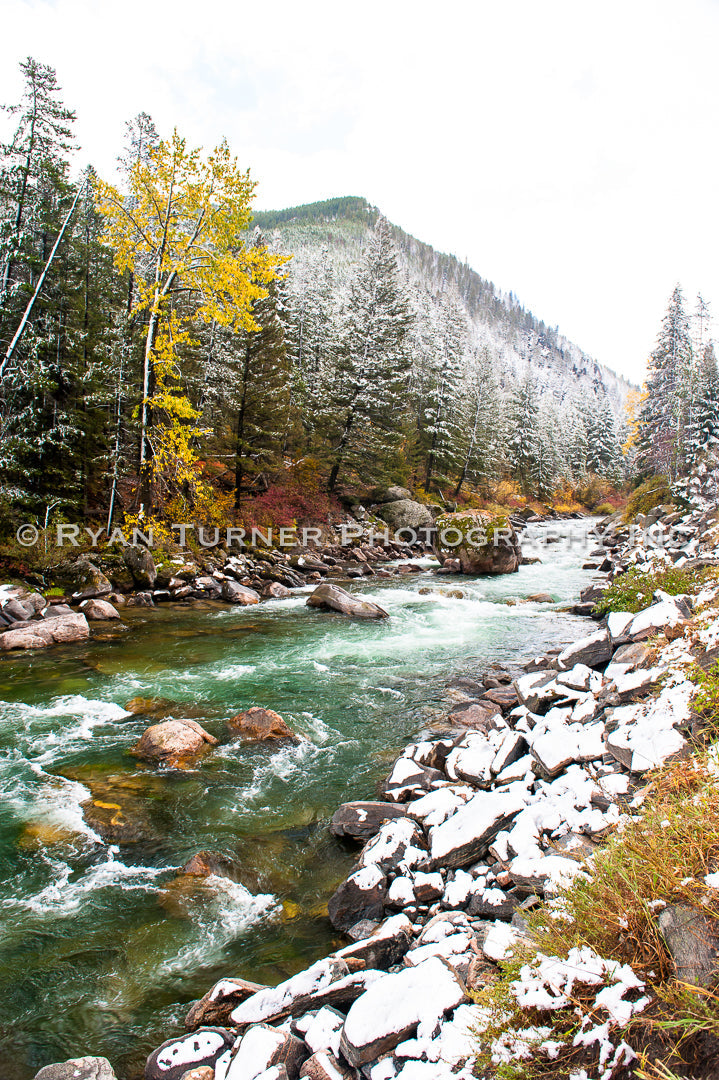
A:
[
  {"xmin": 339, "ymin": 956, "xmax": 467, "ymax": 1067},
  {"xmin": 123, "ymin": 544, "xmax": 157, "ymax": 589},
  {"xmin": 80, "ymin": 598, "xmax": 121, "ymax": 620},
  {"xmin": 372, "ymin": 486, "xmax": 413, "ymax": 504},
  {"xmin": 0, "ymin": 612, "xmax": 90, "ymax": 650},
  {"xmin": 434, "ymin": 511, "xmax": 521, "ymax": 575},
  {"xmin": 306, "ymin": 583, "xmax": 388, "ymax": 619},
  {"xmin": 34, "ymin": 1059, "xmax": 117, "ymax": 1080},
  {"xmin": 130, "ymin": 719, "xmax": 218, "ymax": 769},
  {"xmin": 221, "ymin": 579, "xmax": 260, "ymax": 605},
  {"xmin": 55, "ymin": 556, "xmax": 113, "ymax": 600},
  {"xmin": 227, "ymin": 707, "xmax": 297, "ymax": 742},
  {"xmin": 375, "ymin": 499, "xmax": 434, "ymax": 532}
]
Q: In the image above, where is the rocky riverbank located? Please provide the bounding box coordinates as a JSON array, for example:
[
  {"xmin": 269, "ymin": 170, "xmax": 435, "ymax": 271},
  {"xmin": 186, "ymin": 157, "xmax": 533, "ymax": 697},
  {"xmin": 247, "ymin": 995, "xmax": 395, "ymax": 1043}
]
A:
[{"xmin": 27, "ymin": 501, "xmax": 719, "ymax": 1080}]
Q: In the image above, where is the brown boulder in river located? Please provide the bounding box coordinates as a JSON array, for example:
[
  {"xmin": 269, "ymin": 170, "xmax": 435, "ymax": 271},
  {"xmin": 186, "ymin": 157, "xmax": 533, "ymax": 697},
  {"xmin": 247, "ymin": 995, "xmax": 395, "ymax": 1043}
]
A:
[
  {"xmin": 130, "ymin": 718, "xmax": 218, "ymax": 769},
  {"xmin": 306, "ymin": 583, "xmax": 389, "ymax": 619},
  {"xmin": 227, "ymin": 707, "xmax": 297, "ymax": 742}
]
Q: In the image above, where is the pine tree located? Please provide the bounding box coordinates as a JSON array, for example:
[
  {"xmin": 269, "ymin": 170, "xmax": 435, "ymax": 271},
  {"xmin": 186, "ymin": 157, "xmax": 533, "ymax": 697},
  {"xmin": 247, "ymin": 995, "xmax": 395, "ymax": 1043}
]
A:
[
  {"xmin": 637, "ymin": 285, "xmax": 692, "ymax": 479},
  {"xmin": 507, "ymin": 371, "xmax": 540, "ymax": 495},
  {"xmin": 0, "ymin": 57, "xmax": 76, "ymax": 330},
  {"xmin": 327, "ymin": 217, "xmax": 413, "ymax": 492},
  {"xmin": 423, "ymin": 297, "xmax": 467, "ymax": 492},
  {"xmin": 453, "ymin": 345, "xmax": 503, "ymax": 496},
  {"xmin": 202, "ymin": 234, "xmax": 290, "ymax": 507}
]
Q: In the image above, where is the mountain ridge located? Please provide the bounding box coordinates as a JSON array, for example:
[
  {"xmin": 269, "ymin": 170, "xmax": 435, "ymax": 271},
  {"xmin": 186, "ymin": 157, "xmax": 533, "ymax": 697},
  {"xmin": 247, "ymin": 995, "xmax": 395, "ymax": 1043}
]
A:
[{"xmin": 253, "ymin": 195, "xmax": 633, "ymax": 413}]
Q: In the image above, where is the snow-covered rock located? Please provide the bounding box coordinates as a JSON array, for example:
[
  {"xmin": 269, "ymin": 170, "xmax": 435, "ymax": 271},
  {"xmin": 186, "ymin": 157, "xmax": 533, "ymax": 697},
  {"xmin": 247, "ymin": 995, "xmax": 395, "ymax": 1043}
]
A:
[
  {"xmin": 358, "ymin": 818, "xmax": 427, "ymax": 875},
  {"xmin": 426, "ymin": 790, "xmax": 527, "ymax": 869},
  {"xmin": 145, "ymin": 1028, "xmax": 234, "ymax": 1080},
  {"xmin": 224, "ymin": 1024, "xmax": 307, "ymax": 1080},
  {"xmin": 339, "ymin": 957, "xmax": 467, "ymax": 1067},
  {"xmin": 327, "ymin": 865, "xmax": 387, "ymax": 933},
  {"xmin": 557, "ymin": 629, "xmax": 612, "ymax": 671}
]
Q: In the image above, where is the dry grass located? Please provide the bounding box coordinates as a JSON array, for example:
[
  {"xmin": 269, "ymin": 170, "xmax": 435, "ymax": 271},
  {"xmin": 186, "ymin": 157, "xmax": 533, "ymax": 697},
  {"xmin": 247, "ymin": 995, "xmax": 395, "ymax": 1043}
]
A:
[{"xmin": 532, "ymin": 758, "xmax": 719, "ymax": 978}]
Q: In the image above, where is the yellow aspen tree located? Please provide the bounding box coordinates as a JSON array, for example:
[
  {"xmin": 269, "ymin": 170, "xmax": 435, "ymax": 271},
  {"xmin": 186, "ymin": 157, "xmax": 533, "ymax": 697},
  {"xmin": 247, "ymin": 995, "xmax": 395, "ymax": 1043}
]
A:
[{"xmin": 97, "ymin": 130, "xmax": 287, "ymax": 512}]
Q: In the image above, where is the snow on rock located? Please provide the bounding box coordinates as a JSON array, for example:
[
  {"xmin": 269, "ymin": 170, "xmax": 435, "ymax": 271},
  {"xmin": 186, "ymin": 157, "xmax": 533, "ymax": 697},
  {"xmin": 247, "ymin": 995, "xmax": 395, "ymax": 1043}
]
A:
[
  {"xmin": 513, "ymin": 671, "xmax": 563, "ymax": 712},
  {"xmin": 300, "ymin": 1007, "xmax": 345, "ymax": 1056},
  {"xmin": 335, "ymin": 913, "xmax": 414, "ymax": 971},
  {"xmin": 388, "ymin": 876, "xmax": 416, "ymax": 907},
  {"xmin": 441, "ymin": 870, "xmax": 474, "ymax": 909},
  {"xmin": 299, "ymin": 1050, "xmax": 354, "ymax": 1079},
  {"xmin": 358, "ymin": 818, "xmax": 427, "ymax": 875},
  {"xmin": 339, "ymin": 957, "xmax": 467, "ymax": 1067},
  {"xmin": 224, "ymin": 1023, "xmax": 307, "ymax": 1080},
  {"xmin": 607, "ymin": 611, "xmax": 635, "ymax": 644},
  {"xmin": 230, "ymin": 959, "xmax": 350, "ymax": 1027},
  {"xmin": 406, "ymin": 788, "xmax": 468, "ymax": 827},
  {"xmin": 427, "ymin": 790, "xmax": 528, "ymax": 869},
  {"xmin": 327, "ymin": 865, "xmax": 387, "ymax": 934},
  {"xmin": 509, "ymin": 854, "xmax": 587, "ymax": 894},
  {"xmin": 556, "ymin": 664, "xmax": 599, "ymax": 693},
  {"xmin": 605, "ymin": 666, "xmax": 665, "ymax": 702},
  {"xmin": 528, "ymin": 710, "xmax": 605, "ymax": 776},
  {"xmin": 628, "ymin": 597, "xmax": 685, "ymax": 639},
  {"xmin": 557, "ymin": 629, "xmax": 612, "ymax": 671},
  {"xmin": 605, "ymin": 680, "xmax": 691, "ymax": 772},
  {"xmin": 511, "ymin": 946, "xmax": 648, "ymax": 1020},
  {"xmin": 380, "ymin": 757, "xmax": 444, "ymax": 802},
  {"xmin": 482, "ymin": 921, "xmax": 529, "ymax": 962},
  {"xmin": 146, "ymin": 1028, "xmax": 234, "ymax": 1080}
]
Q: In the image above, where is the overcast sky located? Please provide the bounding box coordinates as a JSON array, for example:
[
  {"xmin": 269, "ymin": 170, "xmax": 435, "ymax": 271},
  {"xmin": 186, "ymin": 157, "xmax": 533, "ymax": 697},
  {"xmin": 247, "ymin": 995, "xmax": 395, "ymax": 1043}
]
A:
[{"xmin": 2, "ymin": 0, "xmax": 717, "ymax": 383}]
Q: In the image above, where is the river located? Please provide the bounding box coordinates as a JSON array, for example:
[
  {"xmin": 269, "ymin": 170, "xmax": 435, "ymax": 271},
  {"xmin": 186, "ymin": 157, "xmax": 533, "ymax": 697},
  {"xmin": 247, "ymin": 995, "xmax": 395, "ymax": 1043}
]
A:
[{"xmin": 0, "ymin": 520, "xmax": 598, "ymax": 1079}]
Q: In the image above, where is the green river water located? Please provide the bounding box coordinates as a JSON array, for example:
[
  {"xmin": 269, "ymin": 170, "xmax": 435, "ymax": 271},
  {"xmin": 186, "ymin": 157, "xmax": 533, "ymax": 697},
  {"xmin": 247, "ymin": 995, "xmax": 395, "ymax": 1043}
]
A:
[{"xmin": 0, "ymin": 522, "xmax": 598, "ymax": 1079}]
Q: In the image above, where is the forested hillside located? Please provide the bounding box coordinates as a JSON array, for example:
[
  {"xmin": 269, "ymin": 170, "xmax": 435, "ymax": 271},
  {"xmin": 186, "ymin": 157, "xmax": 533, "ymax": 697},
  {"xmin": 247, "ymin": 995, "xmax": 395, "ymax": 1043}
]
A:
[{"xmin": 2, "ymin": 58, "xmax": 715, "ymax": 544}]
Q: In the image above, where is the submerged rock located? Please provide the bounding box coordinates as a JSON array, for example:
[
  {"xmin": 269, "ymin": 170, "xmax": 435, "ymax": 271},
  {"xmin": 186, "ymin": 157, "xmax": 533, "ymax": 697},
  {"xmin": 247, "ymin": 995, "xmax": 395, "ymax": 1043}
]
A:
[
  {"xmin": 130, "ymin": 718, "xmax": 218, "ymax": 769},
  {"xmin": 306, "ymin": 583, "xmax": 389, "ymax": 619},
  {"xmin": 227, "ymin": 707, "xmax": 297, "ymax": 742}
]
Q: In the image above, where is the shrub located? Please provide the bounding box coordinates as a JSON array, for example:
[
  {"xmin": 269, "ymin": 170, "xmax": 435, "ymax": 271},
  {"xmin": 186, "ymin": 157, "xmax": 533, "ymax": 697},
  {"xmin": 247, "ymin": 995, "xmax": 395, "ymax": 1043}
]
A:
[
  {"xmin": 624, "ymin": 476, "xmax": 672, "ymax": 522},
  {"xmin": 593, "ymin": 565, "xmax": 710, "ymax": 615},
  {"xmin": 594, "ymin": 502, "xmax": 616, "ymax": 517}
]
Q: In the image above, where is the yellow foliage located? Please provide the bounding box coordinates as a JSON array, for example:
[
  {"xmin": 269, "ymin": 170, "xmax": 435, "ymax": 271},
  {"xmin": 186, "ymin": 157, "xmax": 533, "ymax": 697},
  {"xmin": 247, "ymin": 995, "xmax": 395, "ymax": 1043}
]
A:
[
  {"xmin": 96, "ymin": 131, "xmax": 288, "ymax": 333},
  {"xmin": 623, "ymin": 387, "xmax": 648, "ymax": 453},
  {"xmin": 97, "ymin": 129, "xmax": 289, "ymax": 513}
]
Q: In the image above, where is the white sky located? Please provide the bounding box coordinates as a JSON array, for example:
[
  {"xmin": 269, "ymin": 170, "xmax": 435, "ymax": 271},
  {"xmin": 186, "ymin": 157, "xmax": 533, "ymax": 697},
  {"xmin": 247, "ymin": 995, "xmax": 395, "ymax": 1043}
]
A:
[{"xmin": 2, "ymin": 0, "xmax": 717, "ymax": 384}]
